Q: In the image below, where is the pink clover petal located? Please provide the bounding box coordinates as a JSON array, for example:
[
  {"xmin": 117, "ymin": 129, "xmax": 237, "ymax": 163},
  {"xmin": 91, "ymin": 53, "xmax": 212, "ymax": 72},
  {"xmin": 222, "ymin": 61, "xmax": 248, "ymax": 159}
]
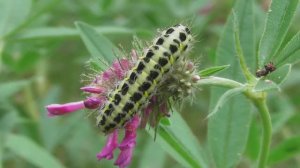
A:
[
  {"xmin": 84, "ymin": 97, "xmax": 103, "ymax": 109},
  {"xmin": 46, "ymin": 101, "xmax": 85, "ymax": 117},
  {"xmin": 159, "ymin": 102, "xmax": 168, "ymax": 115},
  {"xmin": 144, "ymin": 106, "xmax": 152, "ymax": 115},
  {"xmin": 119, "ymin": 59, "xmax": 132, "ymax": 71},
  {"xmin": 114, "ymin": 115, "xmax": 139, "ymax": 168},
  {"xmin": 114, "ymin": 145, "xmax": 135, "ymax": 168},
  {"xmin": 80, "ymin": 86, "xmax": 106, "ymax": 94},
  {"xmin": 114, "ymin": 115, "xmax": 139, "ymax": 167},
  {"xmin": 124, "ymin": 115, "xmax": 140, "ymax": 131},
  {"xmin": 112, "ymin": 59, "xmax": 132, "ymax": 79},
  {"xmin": 97, "ymin": 130, "xmax": 119, "ymax": 160},
  {"xmin": 140, "ymin": 106, "xmax": 152, "ymax": 128},
  {"xmin": 112, "ymin": 61, "xmax": 124, "ymax": 79},
  {"xmin": 119, "ymin": 129, "xmax": 136, "ymax": 148},
  {"xmin": 102, "ymin": 69, "xmax": 114, "ymax": 81}
]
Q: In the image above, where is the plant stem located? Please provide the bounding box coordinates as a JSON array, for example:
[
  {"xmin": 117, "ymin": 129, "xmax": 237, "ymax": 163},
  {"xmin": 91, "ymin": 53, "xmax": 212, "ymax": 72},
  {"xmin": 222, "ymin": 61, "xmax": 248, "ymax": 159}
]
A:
[
  {"xmin": 23, "ymin": 85, "xmax": 39, "ymax": 121},
  {"xmin": 232, "ymin": 11, "xmax": 256, "ymax": 83},
  {"xmin": 197, "ymin": 76, "xmax": 244, "ymax": 89},
  {"xmin": 198, "ymin": 75, "xmax": 272, "ymax": 168},
  {"xmin": 0, "ymin": 40, "xmax": 4, "ymax": 73},
  {"xmin": 251, "ymin": 96, "xmax": 272, "ymax": 168}
]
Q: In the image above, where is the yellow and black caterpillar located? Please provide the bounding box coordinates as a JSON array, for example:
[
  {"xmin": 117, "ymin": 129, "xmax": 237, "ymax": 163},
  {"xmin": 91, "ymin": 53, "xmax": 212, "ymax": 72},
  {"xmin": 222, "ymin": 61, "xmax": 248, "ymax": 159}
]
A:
[{"xmin": 97, "ymin": 24, "xmax": 193, "ymax": 133}]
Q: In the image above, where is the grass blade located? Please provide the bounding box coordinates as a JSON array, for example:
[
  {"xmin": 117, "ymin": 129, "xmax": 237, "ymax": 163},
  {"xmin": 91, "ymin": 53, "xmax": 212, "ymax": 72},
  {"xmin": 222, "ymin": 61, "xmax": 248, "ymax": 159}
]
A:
[
  {"xmin": 0, "ymin": 0, "xmax": 32, "ymax": 37},
  {"xmin": 75, "ymin": 21, "xmax": 119, "ymax": 70},
  {"xmin": 268, "ymin": 135, "xmax": 300, "ymax": 166},
  {"xmin": 15, "ymin": 26, "xmax": 145, "ymax": 40},
  {"xmin": 199, "ymin": 65, "xmax": 229, "ymax": 77},
  {"xmin": 5, "ymin": 134, "xmax": 64, "ymax": 168},
  {"xmin": 147, "ymin": 111, "xmax": 207, "ymax": 168}
]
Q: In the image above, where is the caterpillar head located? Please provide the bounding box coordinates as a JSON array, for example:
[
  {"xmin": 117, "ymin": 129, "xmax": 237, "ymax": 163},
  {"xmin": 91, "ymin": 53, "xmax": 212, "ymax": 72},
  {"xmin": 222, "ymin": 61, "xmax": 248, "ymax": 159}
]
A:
[{"xmin": 154, "ymin": 24, "xmax": 193, "ymax": 61}]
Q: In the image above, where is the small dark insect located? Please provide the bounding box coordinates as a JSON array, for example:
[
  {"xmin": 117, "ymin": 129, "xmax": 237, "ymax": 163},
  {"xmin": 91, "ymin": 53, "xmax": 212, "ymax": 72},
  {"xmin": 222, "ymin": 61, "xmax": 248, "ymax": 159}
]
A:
[{"xmin": 255, "ymin": 62, "xmax": 276, "ymax": 77}]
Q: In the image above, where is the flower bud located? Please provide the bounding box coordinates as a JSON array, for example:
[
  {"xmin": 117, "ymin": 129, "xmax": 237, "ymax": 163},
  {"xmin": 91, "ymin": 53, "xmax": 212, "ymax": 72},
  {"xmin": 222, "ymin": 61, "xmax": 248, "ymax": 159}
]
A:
[{"xmin": 84, "ymin": 97, "xmax": 102, "ymax": 109}]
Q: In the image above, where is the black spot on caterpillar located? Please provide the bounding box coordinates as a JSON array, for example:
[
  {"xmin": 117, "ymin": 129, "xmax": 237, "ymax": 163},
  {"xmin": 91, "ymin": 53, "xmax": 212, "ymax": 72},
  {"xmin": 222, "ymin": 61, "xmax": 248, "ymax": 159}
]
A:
[{"xmin": 156, "ymin": 38, "xmax": 164, "ymax": 45}]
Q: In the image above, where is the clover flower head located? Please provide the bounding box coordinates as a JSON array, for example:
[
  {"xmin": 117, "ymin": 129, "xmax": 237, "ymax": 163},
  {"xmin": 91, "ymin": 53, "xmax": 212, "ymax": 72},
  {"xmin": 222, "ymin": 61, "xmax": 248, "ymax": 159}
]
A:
[{"xmin": 45, "ymin": 31, "xmax": 200, "ymax": 167}]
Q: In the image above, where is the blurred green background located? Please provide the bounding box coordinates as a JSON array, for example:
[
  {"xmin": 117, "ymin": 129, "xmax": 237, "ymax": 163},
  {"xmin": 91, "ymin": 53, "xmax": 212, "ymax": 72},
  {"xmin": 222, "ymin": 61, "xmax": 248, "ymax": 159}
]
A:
[{"xmin": 1, "ymin": 0, "xmax": 300, "ymax": 168}]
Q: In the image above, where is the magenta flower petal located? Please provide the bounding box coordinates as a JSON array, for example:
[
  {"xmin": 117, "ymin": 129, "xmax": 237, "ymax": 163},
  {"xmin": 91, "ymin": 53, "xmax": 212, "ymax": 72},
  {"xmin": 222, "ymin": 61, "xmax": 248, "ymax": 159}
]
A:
[
  {"xmin": 119, "ymin": 130, "xmax": 136, "ymax": 149},
  {"xmin": 114, "ymin": 145, "xmax": 135, "ymax": 168},
  {"xmin": 112, "ymin": 59, "xmax": 132, "ymax": 79},
  {"xmin": 115, "ymin": 115, "xmax": 140, "ymax": 168},
  {"xmin": 124, "ymin": 115, "xmax": 140, "ymax": 131},
  {"xmin": 80, "ymin": 86, "xmax": 106, "ymax": 94},
  {"xmin": 140, "ymin": 106, "xmax": 152, "ymax": 128},
  {"xmin": 102, "ymin": 69, "xmax": 114, "ymax": 81},
  {"xmin": 159, "ymin": 102, "xmax": 170, "ymax": 116},
  {"xmin": 46, "ymin": 101, "xmax": 85, "ymax": 117},
  {"xmin": 84, "ymin": 97, "xmax": 103, "ymax": 109},
  {"xmin": 97, "ymin": 130, "xmax": 119, "ymax": 160}
]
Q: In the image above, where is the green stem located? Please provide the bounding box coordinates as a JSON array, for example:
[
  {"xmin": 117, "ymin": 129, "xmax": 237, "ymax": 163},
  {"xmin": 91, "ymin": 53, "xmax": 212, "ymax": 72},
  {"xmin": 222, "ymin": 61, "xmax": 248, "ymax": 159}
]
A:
[
  {"xmin": 233, "ymin": 11, "xmax": 256, "ymax": 83},
  {"xmin": 23, "ymin": 85, "xmax": 39, "ymax": 121},
  {"xmin": 197, "ymin": 76, "xmax": 243, "ymax": 89},
  {"xmin": 0, "ymin": 40, "xmax": 4, "ymax": 72},
  {"xmin": 198, "ymin": 76, "xmax": 272, "ymax": 168},
  {"xmin": 251, "ymin": 95, "xmax": 272, "ymax": 168}
]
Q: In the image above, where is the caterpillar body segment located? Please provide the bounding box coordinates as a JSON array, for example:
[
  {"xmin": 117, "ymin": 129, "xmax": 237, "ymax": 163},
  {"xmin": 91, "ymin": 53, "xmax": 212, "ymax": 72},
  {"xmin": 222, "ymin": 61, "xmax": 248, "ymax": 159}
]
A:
[{"xmin": 97, "ymin": 24, "xmax": 193, "ymax": 133}]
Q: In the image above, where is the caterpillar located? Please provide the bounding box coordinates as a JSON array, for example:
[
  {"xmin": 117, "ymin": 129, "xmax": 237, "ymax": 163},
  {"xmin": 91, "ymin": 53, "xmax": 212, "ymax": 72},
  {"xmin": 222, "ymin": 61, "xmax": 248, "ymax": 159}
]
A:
[{"xmin": 96, "ymin": 24, "xmax": 193, "ymax": 133}]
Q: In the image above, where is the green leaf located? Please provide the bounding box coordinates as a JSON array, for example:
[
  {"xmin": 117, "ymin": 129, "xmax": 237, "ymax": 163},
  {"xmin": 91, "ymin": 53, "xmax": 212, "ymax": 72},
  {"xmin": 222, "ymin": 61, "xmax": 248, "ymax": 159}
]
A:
[
  {"xmin": 17, "ymin": 27, "xmax": 78, "ymax": 39},
  {"xmin": 87, "ymin": 59, "xmax": 103, "ymax": 72},
  {"xmin": 138, "ymin": 140, "xmax": 166, "ymax": 168},
  {"xmin": 0, "ymin": 80, "xmax": 29, "ymax": 100},
  {"xmin": 159, "ymin": 117, "xmax": 171, "ymax": 126},
  {"xmin": 15, "ymin": 26, "xmax": 143, "ymax": 40},
  {"xmin": 207, "ymin": 87, "xmax": 246, "ymax": 118},
  {"xmin": 0, "ymin": 0, "xmax": 32, "ymax": 37},
  {"xmin": 0, "ymin": 134, "xmax": 2, "ymax": 168},
  {"xmin": 64, "ymin": 118, "xmax": 103, "ymax": 167},
  {"xmin": 282, "ymin": 68, "xmax": 300, "ymax": 88},
  {"xmin": 0, "ymin": 132, "xmax": 3, "ymax": 168},
  {"xmin": 40, "ymin": 86, "xmax": 86, "ymax": 150},
  {"xmin": 267, "ymin": 64, "xmax": 291, "ymax": 85},
  {"xmin": 245, "ymin": 119, "xmax": 261, "ymax": 160},
  {"xmin": 268, "ymin": 135, "xmax": 300, "ymax": 165},
  {"xmin": 276, "ymin": 31, "xmax": 300, "ymax": 67},
  {"xmin": 147, "ymin": 111, "xmax": 207, "ymax": 168},
  {"xmin": 208, "ymin": 0, "xmax": 255, "ymax": 167},
  {"xmin": 2, "ymin": 51, "xmax": 40, "ymax": 73},
  {"xmin": 75, "ymin": 21, "xmax": 119, "ymax": 70},
  {"xmin": 258, "ymin": 0, "xmax": 299, "ymax": 65},
  {"xmin": 199, "ymin": 65, "xmax": 230, "ymax": 77},
  {"xmin": 0, "ymin": 103, "xmax": 22, "ymax": 132},
  {"xmin": 253, "ymin": 79, "xmax": 280, "ymax": 92},
  {"xmin": 5, "ymin": 134, "xmax": 64, "ymax": 168},
  {"xmin": 268, "ymin": 93, "xmax": 295, "ymax": 133}
]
